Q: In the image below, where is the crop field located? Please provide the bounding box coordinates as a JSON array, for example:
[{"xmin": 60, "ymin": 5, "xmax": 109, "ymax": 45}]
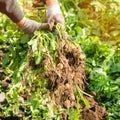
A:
[{"xmin": 0, "ymin": 0, "xmax": 120, "ymax": 120}]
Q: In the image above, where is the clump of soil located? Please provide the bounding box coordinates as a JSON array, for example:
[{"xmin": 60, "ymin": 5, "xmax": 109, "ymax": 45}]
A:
[
  {"xmin": 30, "ymin": 31, "xmax": 108, "ymax": 119},
  {"xmin": 41, "ymin": 34, "xmax": 86, "ymax": 109},
  {"xmin": 0, "ymin": 50, "xmax": 6, "ymax": 81},
  {"xmin": 81, "ymin": 95, "xmax": 107, "ymax": 120}
]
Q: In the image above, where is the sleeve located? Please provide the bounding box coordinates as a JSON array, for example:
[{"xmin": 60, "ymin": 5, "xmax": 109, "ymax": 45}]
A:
[
  {"xmin": 42, "ymin": 0, "xmax": 46, "ymax": 4},
  {"xmin": 0, "ymin": 0, "xmax": 24, "ymax": 23}
]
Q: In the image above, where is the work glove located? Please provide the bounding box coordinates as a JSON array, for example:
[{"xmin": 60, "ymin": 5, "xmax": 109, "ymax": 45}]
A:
[
  {"xmin": 46, "ymin": 4, "xmax": 65, "ymax": 26},
  {"xmin": 21, "ymin": 18, "xmax": 52, "ymax": 37}
]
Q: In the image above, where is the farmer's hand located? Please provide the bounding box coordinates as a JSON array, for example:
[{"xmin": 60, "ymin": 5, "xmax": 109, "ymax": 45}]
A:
[
  {"xmin": 21, "ymin": 18, "xmax": 51, "ymax": 37},
  {"xmin": 46, "ymin": 4, "xmax": 65, "ymax": 26}
]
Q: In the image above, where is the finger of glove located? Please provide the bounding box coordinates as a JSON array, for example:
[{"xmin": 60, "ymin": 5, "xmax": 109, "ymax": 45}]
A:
[
  {"xmin": 49, "ymin": 14, "xmax": 65, "ymax": 26},
  {"xmin": 38, "ymin": 23, "xmax": 50, "ymax": 30},
  {"xmin": 48, "ymin": 20, "xmax": 55, "ymax": 31}
]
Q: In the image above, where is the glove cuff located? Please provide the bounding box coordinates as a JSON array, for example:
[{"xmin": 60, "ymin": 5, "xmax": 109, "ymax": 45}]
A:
[
  {"xmin": 17, "ymin": 17, "xmax": 26, "ymax": 28},
  {"xmin": 21, "ymin": 18, "xmax": 30, "ymax": 31},
  {"xmin": 20, "ymin": 18, "xmax": 38, "ymax": 36},
  {"xmin": 47, "ymin": 4, "xmax": 62, "ymax": 22}
]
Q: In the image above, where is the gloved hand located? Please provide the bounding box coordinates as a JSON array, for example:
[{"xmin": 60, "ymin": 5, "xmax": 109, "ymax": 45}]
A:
[
  {"xmin": 21, "ymin": 18, "xmax": 51, "ymax": 37},
  {"xmin": 46, "ymin": 4, "xmax": 65, "ymax": 26}
]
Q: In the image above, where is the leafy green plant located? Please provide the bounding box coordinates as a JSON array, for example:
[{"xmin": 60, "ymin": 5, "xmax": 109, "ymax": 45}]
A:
[{"xmin": 1, "ymin": 0, "xmax": 120, "ymax": 119}]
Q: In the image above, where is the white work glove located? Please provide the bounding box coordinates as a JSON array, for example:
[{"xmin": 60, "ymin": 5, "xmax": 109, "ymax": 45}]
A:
[
  {"xmin": 46, "ymin": 4, "xmax": 65, "ymax": 26},
  {"xmin": 21, "ymin": 18, "xmax": 51, "ymax": 37}
]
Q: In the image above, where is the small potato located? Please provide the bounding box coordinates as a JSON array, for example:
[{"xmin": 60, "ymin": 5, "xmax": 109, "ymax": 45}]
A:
[
  {"xmin": 2, "ymin": 81, "xmax": 9, "ymax": 88},
  {"xmin": 65, "ymin": 83, "xmax": 70, "ymax": 89},
  {"xmin": 64, "ymin": 100, "xmax": 70, "ymax": 109},
  {"xmin": 75, "ymin": 72, "xmax": 81, "ymax": 78},
  {"xmin": 79, "ymin": 54, "xmax": 86, "ymax": 60},
  {"xmin": 69, "ymin": 94, "xmax": 75, "ymax": 101},
  {"xmin": 57, "ymin": 63, "xmax": 64, "ymax": 70}
]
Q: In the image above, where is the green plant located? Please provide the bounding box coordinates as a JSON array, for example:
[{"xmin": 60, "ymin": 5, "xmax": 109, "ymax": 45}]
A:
[{"xmin": 1, "ymin": 0, "xmax": 120, "ymax": 119}]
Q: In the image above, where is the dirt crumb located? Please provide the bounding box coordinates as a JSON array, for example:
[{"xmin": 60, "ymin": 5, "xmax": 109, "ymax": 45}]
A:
[{"xmin": 81, "ymin": 96, "xmax": 108, "ymax": 120}]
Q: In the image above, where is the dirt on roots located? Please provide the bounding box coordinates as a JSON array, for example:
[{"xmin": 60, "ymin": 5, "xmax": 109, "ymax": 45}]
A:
[{"xmin": 32, "ymin": 32, "xmax": 108, "ymax": 120}]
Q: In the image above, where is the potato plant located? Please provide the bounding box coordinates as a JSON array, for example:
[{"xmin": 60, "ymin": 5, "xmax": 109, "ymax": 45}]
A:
[{"xmin": 0, "ymin": 0, "xmax": 120, "ymax": 120}]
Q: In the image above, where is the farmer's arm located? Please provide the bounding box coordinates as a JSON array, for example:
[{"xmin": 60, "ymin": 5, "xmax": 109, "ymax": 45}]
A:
[
  {"xmin": 0, "ymin": 0, "xmax": 24, "ymax": 23},
  {"xmin": 0, "ymin": 0, "xmax": 50, "ymax": 36},
  {"xmin": 45, "ymin": 0, "xmax": 65, "ymax": 25}
]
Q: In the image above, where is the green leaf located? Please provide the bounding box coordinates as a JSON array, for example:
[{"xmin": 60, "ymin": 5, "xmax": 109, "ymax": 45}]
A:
[
  {"xmin": 20, "ymin": 35, "xmax": 29, "ymax": 44},
  {"xmin": 35, "ymin": 50, "xmax": 42, "ymax": 65},
  {"xmin": 28, "ymin": 39, "xmax": 38, "ymax": 53},
  {"xmin": 50, "ymin": 39, "xmax": 56, "ymax": 51},
  {"xmin": 2, "ymin": 54, "xmax": 10, "ymax": 67},
  {"xmin": 110, "ymin": 62, "xmax": 120, "ymax": 72}
]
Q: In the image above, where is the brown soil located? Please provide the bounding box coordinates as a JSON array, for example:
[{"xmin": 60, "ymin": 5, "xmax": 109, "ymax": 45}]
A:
[
  {"xmin": 41, "ymin": 34, "xmax": 86, "ymax": 108},
  {"xmin": 81, "ymin": 96, "xmax": 107, "ymax": 120},
  {"xmin": 0, "ymin": 50, "xmax": 5, "ymax": 81}
]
